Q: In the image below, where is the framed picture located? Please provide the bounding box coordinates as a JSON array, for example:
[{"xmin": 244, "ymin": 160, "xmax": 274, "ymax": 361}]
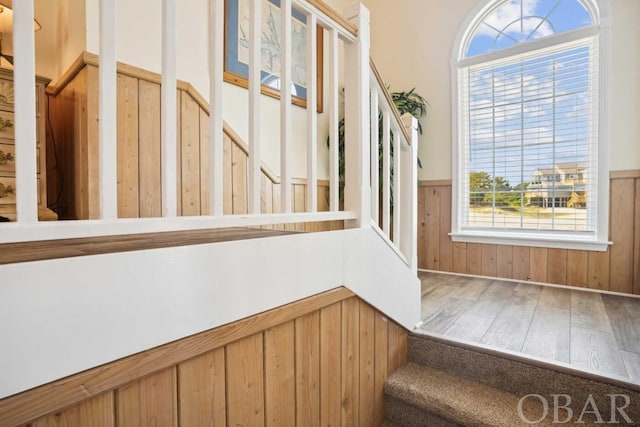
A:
[{"xmin": 224, "ymin": 0, "xmax": 324, "ymax": 112}]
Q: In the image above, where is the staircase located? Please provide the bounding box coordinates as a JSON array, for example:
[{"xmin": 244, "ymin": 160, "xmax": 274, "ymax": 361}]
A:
[{"xmin": 384, "ymin": 334, "xmax": 640, "ymax": 426}]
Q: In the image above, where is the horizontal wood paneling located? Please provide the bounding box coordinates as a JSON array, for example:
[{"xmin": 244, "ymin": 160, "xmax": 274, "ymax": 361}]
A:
[
  {"xmin": 2, "ymin": 289, "xmax": 407, "ymax": 427},
  {"xmin": 418, "ymin": 174, "xmax": 640, "ymax": 295}
]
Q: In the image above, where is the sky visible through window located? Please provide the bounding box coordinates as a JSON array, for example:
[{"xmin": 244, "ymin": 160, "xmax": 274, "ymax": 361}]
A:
[
  {"xmin": 467, "ymin": 0, "xmax": 592, "ymax": 57},
  {"xmin": 465, "ymin": 0, "xmax": 593, "ymax": 187}
]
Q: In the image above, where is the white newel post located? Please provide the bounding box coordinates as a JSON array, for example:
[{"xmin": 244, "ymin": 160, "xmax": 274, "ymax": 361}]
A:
[
  {"xmin": 343, "ymin": 3, "xmax": 371, "ymax": 229},
  {"xmin": 400, "ymin": 113, "xmax": 418, "ymax": 273},
  {"xmin": 13, "ymin": 0, "xmax": 38, "ymax": 224}
]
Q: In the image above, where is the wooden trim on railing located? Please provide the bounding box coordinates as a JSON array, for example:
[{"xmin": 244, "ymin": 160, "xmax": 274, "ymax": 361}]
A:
[
  {"xmin": 306, "ymin": 0, "xmax": 357, "ymax": 36},
  {"xmin": 369, "ymin": 58, "xmax": 412, "ymax": 145},
  {"xmin": 419, "ymin": 179, "xmax": 453, "ymax": 187},
  {"xmin": 0, "ymin": 287, "xmax": 355, "ymax": 427},
  {"xmin": 610, "ymin": 169, "xmax": 640, "ymax": 179}
]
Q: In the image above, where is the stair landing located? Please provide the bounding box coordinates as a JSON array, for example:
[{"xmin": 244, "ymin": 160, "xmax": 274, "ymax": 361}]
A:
[{"xmin": 417, "ymin": 271, "xmax": 640, "ymax": 386}]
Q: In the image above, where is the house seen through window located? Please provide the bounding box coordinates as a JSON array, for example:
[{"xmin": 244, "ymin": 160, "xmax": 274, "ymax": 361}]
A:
[{"xmin": 452, "ymin": 0, "xmax": 609, "ymax": 249}]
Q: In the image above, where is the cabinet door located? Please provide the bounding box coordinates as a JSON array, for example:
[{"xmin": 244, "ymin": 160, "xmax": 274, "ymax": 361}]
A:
[
  {"xmin": 0, "ymin": 176, "xmax": 16, "ymax": 205},
  {"xmin": 0, "ymin": 110, "xmax": 14, "ymax": 140},
  {"xmin": 0, "ymin": 142, "xmax": 15, "ymax": 173}
]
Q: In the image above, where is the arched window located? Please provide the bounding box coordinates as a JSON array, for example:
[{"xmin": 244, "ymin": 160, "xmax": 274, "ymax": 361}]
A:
[{"xmin": 451, "ymin": 0, "xmax": 610, "ymax": 250}]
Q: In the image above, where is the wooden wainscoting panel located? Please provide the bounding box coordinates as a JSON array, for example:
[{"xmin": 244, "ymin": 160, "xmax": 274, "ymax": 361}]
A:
[
  {"xmin": 116, "ymin": 367, "xmax": 177, "ymax": 427},
  {"xmin": 295, "ymin": 312, "xmax": 320, "ymax": 427},
  {"xmin": 177, "ymin": 348, "xmax": 226, "ymax": 426},
  {"xmin": 418, "ymin": 175, "xmax": 640, "ymax": 294},
  {"xmin": 1, "ymin": 288, "xmax": 407, "ymax": 427},
  {"xmin": 320, "ymin": 302, "xmax": 341, "ymax": 427},
  {"xmin": 30, "ymin": 392, "xmax": 115, "ymax": 427},
  {"xmin": 481, "ymin": 244, "xmax": 497, "ymax": 277},
  {"xmin": 547, "ymin": 248, "xmax": 567, "ymax": 285},
  {"xmin": 529, "ymin": 248, "xmax": 548, "ymax": 283},
  {"xmin": 496, "ymin": 245, "xmax": 514, "ymax": 279},
  {"xmin": 512, "ymin": 246, "xmax": 530, "ymax": 281},
  {"xmin": 439, "ymin": 186, "xmax": 453, "ymax": 272},
  {"xmin": 264, "ymin": 322, "xmax": 296, "ymax": 427},
  {"xmin": 373, "ymin": 311, "xmax": 389, "ymax": 426},
  {"xmin": 199, "ymin": 108, "xmax": 211, "ymax": 215},
  {"xmin": 467, "ymin": 243, "xmax": 483, "ymax": 275},
  {"xmin": 180, "ymin": 93, "xmax": 202, "ymax": 216},
  {"xmin": 425, "ymin": 186, "xmax": 440, "ymax": 270},
  {"xmin": 609, "ymin": 178, "xmax": 635, "ymax": 294},
  {"xmin": 341, "ymin": 297, "xmax": 360, "ymax": 426},
  {"xmin": 452, "ymin": 242, "xmax": 468, "ymax": 274},
  {"xmin": 588, "ymin": 250, "xmax": 610, "ymax": 291},
  {"xmin": 138, "ymin": 80, "xmax": 162, "ymax": 218},
  {"xmin": 116, "ymin": 74, "xmax": 140, "ymax": 218},
  {"xmin": 231, "ymin": 143, "xmax": 248, "ymax": 215},
  {"xmin": 358, "ymin": 302, "xmax": 376, "ymax": 427},
  {"xmin": 226, "ymin": 333, "xmax": 265, "ymax": 427},
  {"xmin": 223, "ymin": 134, "xmax": 233, "ymax": 214},
  {"xmin": 567, "ymin": 250, "xmax": 588, "ymax": 287}
]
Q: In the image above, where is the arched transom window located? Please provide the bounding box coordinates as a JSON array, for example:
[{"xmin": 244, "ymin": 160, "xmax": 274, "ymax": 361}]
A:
[{"xmin": 452, "ymin": 0, "xmax": 610, "ymax": 250}]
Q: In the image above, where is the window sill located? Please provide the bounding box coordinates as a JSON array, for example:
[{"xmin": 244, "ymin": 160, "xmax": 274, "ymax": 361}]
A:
[{"xmin": 450, "ymin": 231, "xmax": 611, "ymax": 252}]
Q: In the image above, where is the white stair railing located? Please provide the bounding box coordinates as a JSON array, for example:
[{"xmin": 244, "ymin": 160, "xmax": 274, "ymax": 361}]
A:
[
  {"xmin": 369, "ymin": 61, "xmax": 419, "ymax": 272},
  {"xmin": 4, "ymin": 0, "xmax": 416, "ymax": 265}
]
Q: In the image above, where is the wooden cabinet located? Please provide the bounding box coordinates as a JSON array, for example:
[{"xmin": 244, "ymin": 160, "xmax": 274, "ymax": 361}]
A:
[{"xmin": 0, "ymin": 68, "xmax": 55, "ymax": 221}]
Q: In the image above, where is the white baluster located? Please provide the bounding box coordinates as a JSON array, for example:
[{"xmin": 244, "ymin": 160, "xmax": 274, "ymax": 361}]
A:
[
  {"xmin": 392, "ymin": 126, "xmax": 401, "ymax": 247},
  {"xmin": 99, "ymin": 0, "xmax": 118, "ymax": 221},
  {"xmin": 343, "ymin": 3, "xmax": 371, "ymax": 228},
  {"xmin": 401, "ymin": 113, "xmax": 419, "ymax": 272},
  {"xmin": 13, "ymin": 0, "xmax": 37, "ymax": 224},
  {"xmin": 370, "ymin": 87, "xmax": 379, "ymax": 225},
  {"xmin": 209, "ymin": 0, "xmax": 224, "ymax": 216},
  {"xmin": 248, "ymin": 0, "xmax": 262, "ymax": 214},
  {"xmin": 328, "ymin": 28, "xmax": 339, "ymax": 212},
  {"xmin": 381, "ymin": 110, "xmax": 391, "ymax": 236},
  {"xmin": 280, "ymin": 0, "xmax": 293, "ymax": 213},
  {"xmin": 161, "ymin": 0, "xmax": 178, "ymax": 218},
  {"xmin": 306, "ymin": 15, "xmax": 318, "ymax": 213}
]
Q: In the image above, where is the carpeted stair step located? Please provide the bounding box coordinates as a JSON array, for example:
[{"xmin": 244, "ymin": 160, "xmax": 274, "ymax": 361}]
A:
[{"xmin": 384, "ymin": 362, "xmax": 554, "ymax": 426}]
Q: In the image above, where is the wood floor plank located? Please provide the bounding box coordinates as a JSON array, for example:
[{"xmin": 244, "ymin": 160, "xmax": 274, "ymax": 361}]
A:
[
  {"xmin": 479, "ymin": 284, "xmax": 540, "ymax": 351},
  {"xmin": 570, "ymin": 327, "xmax": 628, "ymax": 378},
  {"xmin": 450, "ymin": 277, "xmax": 492, "ymax": 301},
  {"xmin": 601, "ymin": 294, "xmax": 640, "ymax": 353},
  {"xmin": 538, "ymin": 286, "xmax": 571, "ymax": 310},
  {"xmin": 465, "ymin": 280, "xmax": 515, "ymax": 319},
  {"xmin": 621, "ymin": 351, "xmax": 640, "ymax": 383},
  {"xmin": 420, "ymin": 297, "xmax": 473, "ymax": 334},
  {"xmin": 442, "ymin": 313, "xmax": 496, "ymax": 343},
  {"xmin": 570, "ymin": 291, "xmax": 613, "ymax": 333},
  {"xmin": 521, "ymin": 306, "xmax": 571, "ymax": 363}
]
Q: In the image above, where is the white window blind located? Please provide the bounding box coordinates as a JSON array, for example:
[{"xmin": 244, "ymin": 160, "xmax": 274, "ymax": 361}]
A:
[{"xmin": 459, "ymin": 36, "xmax": 598, "ymax": 234}]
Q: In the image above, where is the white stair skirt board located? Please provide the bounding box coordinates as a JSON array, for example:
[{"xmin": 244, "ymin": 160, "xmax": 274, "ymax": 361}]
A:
[{"xmin": 0, "ymin": 228, "xmax": 419, "ymax": 398}]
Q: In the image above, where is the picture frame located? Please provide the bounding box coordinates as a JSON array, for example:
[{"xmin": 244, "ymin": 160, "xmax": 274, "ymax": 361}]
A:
[{"xmin": 224, "ymin": 0, "xmax": 324, "ymax": 112}]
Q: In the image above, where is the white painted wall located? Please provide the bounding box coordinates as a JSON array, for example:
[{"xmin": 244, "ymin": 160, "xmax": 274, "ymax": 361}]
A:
[
  {"xmin": 362, "ymin": 0, "xmax": 640, "ymax": 180},
  {"xmin": 0, "ymin": 229, "xmax": 419, "ymax": 398}
]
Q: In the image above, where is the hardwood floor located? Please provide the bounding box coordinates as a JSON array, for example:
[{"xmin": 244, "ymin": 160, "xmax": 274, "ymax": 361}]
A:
[{"xmin": 417, "ymin": 271, "xmax": 640, "ymax": 383}]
